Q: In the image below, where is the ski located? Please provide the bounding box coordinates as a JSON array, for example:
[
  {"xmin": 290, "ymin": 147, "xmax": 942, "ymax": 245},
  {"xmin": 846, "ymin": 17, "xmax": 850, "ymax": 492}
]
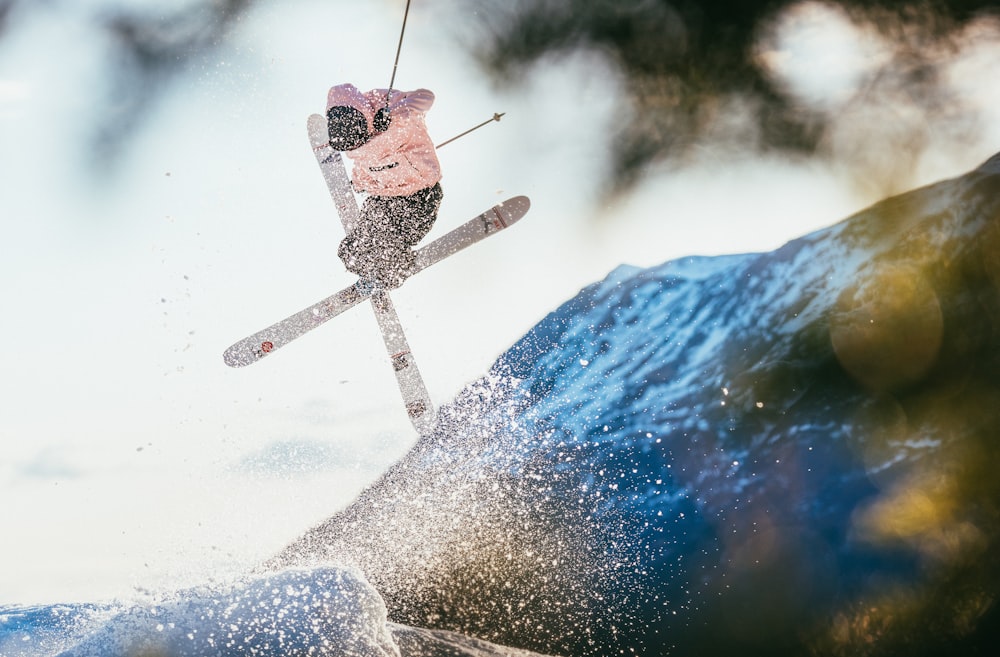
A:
[
  {"xmin": 308, "ymin": 113, "xmax": 436, "ymax": 433},
  {"xmin": 370, "ymin": 289, "xmax": 436, "ymax": 435},
  {"xmin": 221, "ymin": 194, "xmax": 529, "ymax": 369},
  {"xmin": 307, "ymin": 114, "xmax": 359, "ymax": 235},
  {"xmin": 223, "ymin": 280, "xmax": 372, "ymax": 368}
]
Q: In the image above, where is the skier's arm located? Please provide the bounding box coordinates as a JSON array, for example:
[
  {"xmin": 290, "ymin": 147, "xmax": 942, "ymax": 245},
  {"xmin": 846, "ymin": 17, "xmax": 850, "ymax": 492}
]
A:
[{"xmin": 391, "ymin": 88, "xmax": 435, "ymax": 114}]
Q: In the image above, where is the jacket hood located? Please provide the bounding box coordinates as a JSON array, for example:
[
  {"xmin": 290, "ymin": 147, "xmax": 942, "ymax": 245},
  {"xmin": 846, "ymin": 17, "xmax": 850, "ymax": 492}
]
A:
[{"xmin": 327, "ymin": 83, "xmax": 376, "ymax": 133}]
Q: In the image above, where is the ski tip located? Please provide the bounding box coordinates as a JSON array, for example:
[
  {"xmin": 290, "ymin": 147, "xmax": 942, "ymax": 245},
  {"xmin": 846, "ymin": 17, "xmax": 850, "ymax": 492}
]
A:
[
  {"xmin": 222, "ymin": 343, "xmax": 261, "ymax": 368},
  {"xmin": 501, "ymin": 195, "xmax": 530, "ymax": 210},
  {"xmin": 496, "ymin": 195, "xmax": 531, "ymax": 225},
  {"xmin": 411, "ymin": 406, "xmax": 438, "ymax": 436},
  {"xmin": 223, "ymin": 348, "xmax": 247, "ymax": 368}
]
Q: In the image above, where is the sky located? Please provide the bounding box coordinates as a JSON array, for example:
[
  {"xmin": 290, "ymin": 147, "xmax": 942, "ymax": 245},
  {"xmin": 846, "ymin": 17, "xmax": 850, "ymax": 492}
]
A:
[{"xmin": 1, "ymin": 0, "xmax": 999, "ymax": 606}]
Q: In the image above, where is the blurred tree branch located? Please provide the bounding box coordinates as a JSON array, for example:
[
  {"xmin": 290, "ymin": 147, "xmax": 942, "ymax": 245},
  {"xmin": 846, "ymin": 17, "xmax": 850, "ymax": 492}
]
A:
[
  {"xmin": 90, "ymin": 0, "xmax": 254, "ymax": 169},
  {"xmin": 0, "ymin": 0, "xmax": 255, "ymax": 175},
  {"xmin": 3, "ymin": 0, "xmax": 998, "ymax": 197},
  {"xmin": 0, "ymin": 0, "xmax": 13, "ymax": 37},
  {"xmin": 463, "ymin": 0, "xmax": 1000, "ymax": 197}
]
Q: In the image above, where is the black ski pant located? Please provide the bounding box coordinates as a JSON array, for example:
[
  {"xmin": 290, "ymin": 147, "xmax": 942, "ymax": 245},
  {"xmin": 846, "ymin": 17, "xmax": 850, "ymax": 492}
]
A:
[{"xmin": 337, "ymin": 183, "xmax": 443, "ymax": 286}]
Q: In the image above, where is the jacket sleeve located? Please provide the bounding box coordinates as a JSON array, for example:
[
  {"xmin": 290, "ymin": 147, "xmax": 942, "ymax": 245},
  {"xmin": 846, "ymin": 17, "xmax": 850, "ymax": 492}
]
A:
[{"xmin": 391, "ymin": 88, "xmax": 435, "ymax": 114}]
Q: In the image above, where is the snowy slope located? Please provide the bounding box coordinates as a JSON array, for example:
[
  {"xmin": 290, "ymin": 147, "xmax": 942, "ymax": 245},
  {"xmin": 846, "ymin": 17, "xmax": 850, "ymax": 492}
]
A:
[
  {"xmin": 275, "ymin": 151, "xmax": 1000, "ymax": 656},
  {"xmin": 4, "ymin": 153, "xmax": 999, "ymax": 656}
]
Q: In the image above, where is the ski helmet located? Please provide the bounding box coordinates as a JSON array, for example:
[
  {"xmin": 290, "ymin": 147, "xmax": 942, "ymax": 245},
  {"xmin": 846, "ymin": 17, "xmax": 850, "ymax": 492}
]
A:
[{"xmin": 327, "ymin": 105, "xmax": 370, "ymax": 151}]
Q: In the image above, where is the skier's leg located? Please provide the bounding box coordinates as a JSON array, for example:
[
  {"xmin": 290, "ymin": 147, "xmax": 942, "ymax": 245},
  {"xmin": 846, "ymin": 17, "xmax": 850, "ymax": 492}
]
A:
[
  {"xmin": 355, "ymin": 186, "xmax": 443, "ymax": 287},
  {"xmin": 338, "ymin": 208, "xmax": 385, "ymax": 280},
  {"xmin": 398, "ymin": 183, "xmax": 443, "ymax": 247},
  {"xmin": 349, "ymin": 196, "xmax": 403, "ymax": 286},
  {"xmin": 384, "ymin": 184, "xmax": 443, "ymax": 278},
  {"xmin": 337, "ymin": 234, "xmax": 362, "ymax": 274},
  {"xmin": 395, "ymin": 184, "xmax": 443, "ymax": 284}
]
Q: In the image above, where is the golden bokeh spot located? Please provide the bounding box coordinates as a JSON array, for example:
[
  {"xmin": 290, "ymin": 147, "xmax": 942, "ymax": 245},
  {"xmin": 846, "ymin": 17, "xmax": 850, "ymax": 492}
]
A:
[
  {"xmin": 850, "ymin": 472, "xmax": 987, "ymax": 565},
  {"xmin": 830, "ymin": 264, "xmax": 943, "ymax": 392}
]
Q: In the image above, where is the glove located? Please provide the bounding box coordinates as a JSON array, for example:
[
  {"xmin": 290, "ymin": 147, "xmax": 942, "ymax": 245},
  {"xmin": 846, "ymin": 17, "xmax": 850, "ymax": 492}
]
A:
[{"xmin": 373, "ymin": 106, "xmax": 391, "ymax": 133}]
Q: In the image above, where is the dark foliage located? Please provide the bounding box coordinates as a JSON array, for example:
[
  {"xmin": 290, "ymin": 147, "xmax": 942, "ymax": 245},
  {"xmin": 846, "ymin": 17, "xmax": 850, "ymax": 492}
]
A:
[
  {"xmin": 465, "ymin": 0, "xmax": 1000, "ymax": 194},
  {"xmin": 0, "ymin": 0, "xmax": 12, "ymax": 37},
  {"xmin": 89, "ymin": 0, "xmax": 253, "ymax": 170}
]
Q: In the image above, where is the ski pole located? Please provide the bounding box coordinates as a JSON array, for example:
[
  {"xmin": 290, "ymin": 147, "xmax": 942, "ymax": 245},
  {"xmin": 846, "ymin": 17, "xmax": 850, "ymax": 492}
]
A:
[
  {"xmin": 436, "ymin": 113, "xmax": 506, "ymax": 149},
  {"xmin": 386, "ymin": 0, "xmax": 412, "ymax": 102}
]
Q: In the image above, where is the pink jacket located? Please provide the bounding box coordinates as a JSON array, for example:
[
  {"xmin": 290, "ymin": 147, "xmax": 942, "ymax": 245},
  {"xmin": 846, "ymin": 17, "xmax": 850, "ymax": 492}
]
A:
[{"xmin": 326, "ymin": 84, "xmax": 442, "ymax": 197}]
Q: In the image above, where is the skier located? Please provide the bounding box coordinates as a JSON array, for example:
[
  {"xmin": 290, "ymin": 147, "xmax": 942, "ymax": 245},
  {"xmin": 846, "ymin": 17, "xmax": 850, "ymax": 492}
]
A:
[{"xmin": 326, "ymin": 82, "xmax": 443, "ymax": 288}]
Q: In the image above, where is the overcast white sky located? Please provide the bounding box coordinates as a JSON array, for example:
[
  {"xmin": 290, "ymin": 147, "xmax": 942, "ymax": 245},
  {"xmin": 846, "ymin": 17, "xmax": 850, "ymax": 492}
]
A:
[{"xmin": 1, "ymin": 0, "xmax": 999, "ymax": 605}]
